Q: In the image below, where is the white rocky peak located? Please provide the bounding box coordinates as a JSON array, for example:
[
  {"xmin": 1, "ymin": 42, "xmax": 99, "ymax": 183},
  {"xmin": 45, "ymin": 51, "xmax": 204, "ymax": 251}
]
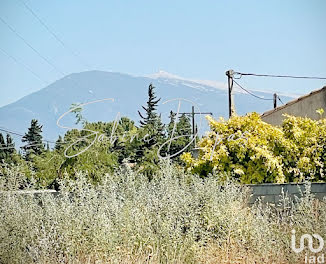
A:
[
  {"xmin": 148, "ymin": 70, "xmax": 185, "ymax": 80},
  {"xmin": 147, "ymin": 70, "xmax": 227, "ymax": 91}
]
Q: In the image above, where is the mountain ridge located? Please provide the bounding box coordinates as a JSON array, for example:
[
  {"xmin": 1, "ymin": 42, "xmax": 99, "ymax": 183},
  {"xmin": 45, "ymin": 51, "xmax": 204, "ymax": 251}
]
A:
[{"xmin": 0, "ymin": 70, "xmax": 294, "ymax": 147}]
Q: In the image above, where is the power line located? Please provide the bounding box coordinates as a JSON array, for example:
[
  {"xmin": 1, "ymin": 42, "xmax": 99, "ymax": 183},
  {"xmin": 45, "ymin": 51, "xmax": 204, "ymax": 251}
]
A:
[
  {"xmin": 278, "ymin": 96, "xmax": 284, "ymax": 105},
  {"xmin": 0, "ymin": 46, "xmax": 48, "ymax": 85},
  {"xmin": 0, "ymin": 14, "xmax": 90, "ymax": 96},
  {"xmin": 0, "ymin": 127, "xmax": 25, "ymax": 138},
  {"xmin": 0, "ymin": 15, "xmax": 66, "ymax": 76},
  {"xmin": 17, "ymin": 0, "xmax": 90, "ymax": 69},
  {"xmin": 234, "ymin": 71, "xmax": 326, "ymax": 80},
  {"xmin": 0, "ymin": 127, "xmax": 58, "ymax": 144},
  {"xmin": 233, "ymin": 79, "xmax": 274, "ymax": 101}
]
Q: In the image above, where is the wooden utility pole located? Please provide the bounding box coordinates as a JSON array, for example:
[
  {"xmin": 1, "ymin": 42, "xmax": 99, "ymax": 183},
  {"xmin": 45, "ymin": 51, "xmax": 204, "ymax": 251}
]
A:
[
  {"xmin": 226, "ymin": 70, "xmax": 235, "ymax": 118},
  {"xmin": 273, "ymin": 93, "xmax": 277, "ymax": 109},
  {"xmin": 191, "ymin": 106, "xmax": 195, "ymax": 138},
  {"xmin": 173, "ymin": 107, "xmax": 213, "ymax": 146}
]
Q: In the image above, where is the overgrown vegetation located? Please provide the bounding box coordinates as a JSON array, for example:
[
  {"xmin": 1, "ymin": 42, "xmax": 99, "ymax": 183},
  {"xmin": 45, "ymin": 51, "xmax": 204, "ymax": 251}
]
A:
[
  {"xmin": 0, "ymin": 83, "xmax": 194, "ymax": 187},
  {"xmin": 0, "ymin": 163, "xmax": 324, "ymax": 263},
  {"xmin": 1, "ymin": 84, "xmax": 326, "ymax": 263},
  {"xmin": 182, "ymin": 112, "xmax": 326, "ymax": 183},
  {"xmin": 1, "ymin": 83, "xmax": 325, "ymax": 186}
]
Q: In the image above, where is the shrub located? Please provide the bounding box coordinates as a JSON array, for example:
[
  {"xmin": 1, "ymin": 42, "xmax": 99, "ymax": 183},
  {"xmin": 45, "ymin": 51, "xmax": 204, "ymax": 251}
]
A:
[
  {"xmin": 182, "ymin": 113, "xmax": 326, "ymax": 183},
  {"xmin": 0, "ymin": 163, "xmax": 324, "ymax": 263}
]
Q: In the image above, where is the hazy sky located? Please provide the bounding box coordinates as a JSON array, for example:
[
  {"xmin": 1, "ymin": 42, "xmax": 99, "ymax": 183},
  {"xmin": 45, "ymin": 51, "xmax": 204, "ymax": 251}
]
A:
[{"xmin": 0, "ymin": 0, "xmax": 325, "ymax": 107}]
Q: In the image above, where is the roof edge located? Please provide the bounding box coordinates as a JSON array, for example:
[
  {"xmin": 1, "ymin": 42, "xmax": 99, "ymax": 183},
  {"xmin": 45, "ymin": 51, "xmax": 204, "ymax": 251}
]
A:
[{"xmin": 261, "ymin": 86, "xmax": 326, "ymax": 118}]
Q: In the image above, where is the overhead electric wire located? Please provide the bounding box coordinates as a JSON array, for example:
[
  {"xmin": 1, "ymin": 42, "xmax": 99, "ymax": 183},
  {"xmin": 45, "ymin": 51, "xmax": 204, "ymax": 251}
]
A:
[
  {"xmin": 233, "ymin": 79, "xmax": 274, "ymax": 101},
  {"xmin": 0, "ymin": 127, "xmax": 58, "ymax": 144},
  {"xmin": 0, "ymin": 46, "xmax": 47, "ymax": 85},
  {"xmin": 17, "ymin": 0, "xmax": 90, "ymax": 69},
  {"xmin": 0, "ymin": 127, "xmax": 26, "ymax": 138},
  {"xmin": 234, "ymin": 72, "xmax": 326, "ymax": 80},
  {"xmin": 0, "ymin": 14, "xmax": 92, "ymax": 97},
  {"xmin": 0, "ymin": 15, "xmax": 67, "ymax": 76},
  {"xmin": 278, "ymin": 96, "xmax": 284, "ymax": 105}
]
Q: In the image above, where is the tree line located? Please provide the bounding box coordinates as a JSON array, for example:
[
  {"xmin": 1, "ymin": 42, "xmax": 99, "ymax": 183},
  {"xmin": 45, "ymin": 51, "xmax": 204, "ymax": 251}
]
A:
[
  {"xmin": 0, "ymin": 84, "xmax": 194, "ymax": 187},
  {"xmin": 3, "ymin": 83, "xmax": 325, "ymax": 186}
]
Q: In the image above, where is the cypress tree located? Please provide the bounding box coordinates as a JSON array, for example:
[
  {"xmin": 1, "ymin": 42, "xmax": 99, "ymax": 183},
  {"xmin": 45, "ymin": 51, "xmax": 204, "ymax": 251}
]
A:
[
  {"xmin": 136, "ymin": 84, "xmax": 166, "ymax": 177},
  {"xmin": 138, "ymin": 83, "xmax": 161, "ymax": 127},
  {"xmin": 177, "ymin": 114, "xmax": 192, "ymax": 139},
  {"xmin": 138, "ymin": 83, "xmax": 165, "ymax": 147},
  {"xmin": 6, "ymin": 134, "xmax": 15, "ymax": 155},
  {"xmin": 167, "ymin": 111, "xmax": 177, "ymax": 137},
  {"xmin": 22, "ymin": 119, "xmax": 44, "ymax": 158},
  {"xmin": 166, "ymin": 113, "xmax": 192, "ymax": 157},
  {"xmin": 0, "ymin": 133, "xmax": 16, "ymax": 162},
  {"xmin": 5, "ymin": 134, "xmax": 15, "ymax": 162},
  {"xmin": 0, "ymin": 133, "xmax": 5, "ymax": 161},
  {"xmin": 55, "ymin": 135, "xmax": 64, "ymax": 151}
]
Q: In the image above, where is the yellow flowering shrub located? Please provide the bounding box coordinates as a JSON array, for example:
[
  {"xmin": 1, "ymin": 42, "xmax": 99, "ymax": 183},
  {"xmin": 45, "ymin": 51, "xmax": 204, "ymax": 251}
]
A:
[{"xmin": 181, "ymin": 112, "xmax": 326, "ymax": 183}]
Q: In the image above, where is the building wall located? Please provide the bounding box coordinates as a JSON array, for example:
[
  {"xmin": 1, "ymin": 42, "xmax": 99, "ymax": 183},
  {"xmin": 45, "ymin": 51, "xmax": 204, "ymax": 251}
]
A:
[{"xmin": 261, "ymin": 87, "xmax": 326, "ymax": 126}]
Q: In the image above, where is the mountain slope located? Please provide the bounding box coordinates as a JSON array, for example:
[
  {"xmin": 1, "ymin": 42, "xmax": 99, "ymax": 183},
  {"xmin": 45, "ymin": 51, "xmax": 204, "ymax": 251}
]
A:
[{"xmin": 0, "ymin": 70, "xmax": 293, "ymax": 145}]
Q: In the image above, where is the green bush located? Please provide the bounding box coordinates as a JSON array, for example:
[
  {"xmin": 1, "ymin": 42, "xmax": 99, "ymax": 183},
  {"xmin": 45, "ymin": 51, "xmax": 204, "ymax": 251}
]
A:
[{"xmin": 182, "ymin": 113, "xmax": 326, "ymax": 183}]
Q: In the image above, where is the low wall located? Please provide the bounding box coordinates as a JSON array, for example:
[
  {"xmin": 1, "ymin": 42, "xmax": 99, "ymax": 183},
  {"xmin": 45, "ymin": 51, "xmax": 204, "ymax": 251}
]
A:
[
  {"xmin": 2, "ymin": 183, "xmax": 326, "ymax": 205},
  {"xmin": 248, "ymin": 182, "xmax": 326, "ymax": 204}
]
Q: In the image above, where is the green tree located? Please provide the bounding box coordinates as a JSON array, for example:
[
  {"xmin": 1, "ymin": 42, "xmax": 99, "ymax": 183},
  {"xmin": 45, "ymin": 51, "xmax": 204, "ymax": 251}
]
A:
[
  {"xmin": 165, "ymin": 112, "xmax": 192, "ymax": 160},
  {"xmin": 6, "ymin": 134, "xmax": 14, "ymax": 153},
  {"xmin": 0, "ymin": 133, "xmax": 6, "ymax": 161},
  {"xmin": 167, "ymin": 111, "xmax": 177, "ymax": 136},
  {"xmin": 176, "ymin": 113, "xmax": 192, "ymax": 150},
  {"xmin": 55, "ymin": 135, "xmax": 64, "ymax": 151},
  {"xmin": 136, "ymin": 84, "xmax": 167, "ymax": 177},
  {"xmin": 112, "ymin": 117, "xmax": 140, "ymax": 163},
  {"xmin": 138, "ymin": 83, "xmax": 161, "ymax": 127},
  {"xmin": 0, "ymin": 133, "xmax": 19, "ymax": 165},
  {"xmin": 22, "ymin": 119, "xmax": 44, "ymax": 159},
  {"xmin": 5, "ymin": 134, "xmax": 15, "ymax": 160},
  {"xmin": 138, "ymin": 84, "xmax": 165, "ymax": 148}
]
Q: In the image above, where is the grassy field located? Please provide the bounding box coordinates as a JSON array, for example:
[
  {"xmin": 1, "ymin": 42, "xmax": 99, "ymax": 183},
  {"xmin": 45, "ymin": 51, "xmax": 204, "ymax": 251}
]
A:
[{"xmin": 0, "ymin": 163, "xmax": 325, "ymax": 263}]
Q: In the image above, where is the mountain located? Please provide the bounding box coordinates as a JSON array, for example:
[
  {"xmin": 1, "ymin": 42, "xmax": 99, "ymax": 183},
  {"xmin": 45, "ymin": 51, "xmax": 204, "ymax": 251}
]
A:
[{"xmin": 0, "ymin": 70, "xmax": 293, "ymax": 146}]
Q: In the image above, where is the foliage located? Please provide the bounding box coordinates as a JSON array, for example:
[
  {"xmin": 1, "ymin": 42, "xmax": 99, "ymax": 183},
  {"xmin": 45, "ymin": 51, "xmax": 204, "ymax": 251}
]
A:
[
  {"xmin": 137, "ymin": 83, "xmax": 166, "ymax": 177},
  {"xmin": 0, "ymin": 163, "xmax": 324, "ymax": 263},
  {"xmin": 32, "ymin": 122, "xmax": 121, "ymax": 187},
  {"xmin": 54, "ymin": 135, "xmax": 64, "ymax": 151},
  {"xmin": 165, "ymin": 111, "xmax": 193, "ymax": 162},
  {"xmin": 21, "ymin": 119, "xmax": 44, "ymax": 159},
  {"xmin": 70, "ymin": 102, "xmax": 86, "ymax": 125},
  {"xmin": 0, "ymin": 133, "xmax": 15, "ymax": 163},
  {"xmin": 0, "ymin": 83, "xmax": 198, "ymax": 185},
  {"xmin": 182, "ymin": 112, "xmax": 326, "ymax": 183},
  {"xmin": 138, "ymin": 83, "xmax": 161, "ymax": 127}
]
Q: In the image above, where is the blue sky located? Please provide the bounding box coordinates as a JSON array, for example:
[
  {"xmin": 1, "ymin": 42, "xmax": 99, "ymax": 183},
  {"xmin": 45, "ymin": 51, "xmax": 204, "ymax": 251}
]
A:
[{"xmin": 0, "ymin": 0, "xmax": 325, "ymax": 107}]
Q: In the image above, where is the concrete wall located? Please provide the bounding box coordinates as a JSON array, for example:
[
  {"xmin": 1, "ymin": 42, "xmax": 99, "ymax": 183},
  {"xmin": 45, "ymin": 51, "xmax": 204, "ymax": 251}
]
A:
[
  {"xmin": 2, "ymin": 183, "xmax": 326, "ymax": 206},
  {"xmin": 261, "ymin": 87, "xmax": 326, "ymax": 126},
  {"xmin": 248, "ymin": 182, "xmax": 326, "ymax": 205}
]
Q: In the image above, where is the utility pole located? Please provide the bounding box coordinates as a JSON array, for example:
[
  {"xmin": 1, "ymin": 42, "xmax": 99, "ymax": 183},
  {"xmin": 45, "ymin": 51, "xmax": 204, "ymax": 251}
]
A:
[
  {"xmin": 191, "ymin": 106, "xmax": 195, "ymax": 138},
  {"xmin": 273, "ymin": 93, "xmax": 277, "ymax": 109},
  {"xmin": 226, "ymin": 70, "xmax": 235, "ymax": 118},
  {"xmin": 173, "ymin": 107, "xmax": 213, "ymax": 147}
]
